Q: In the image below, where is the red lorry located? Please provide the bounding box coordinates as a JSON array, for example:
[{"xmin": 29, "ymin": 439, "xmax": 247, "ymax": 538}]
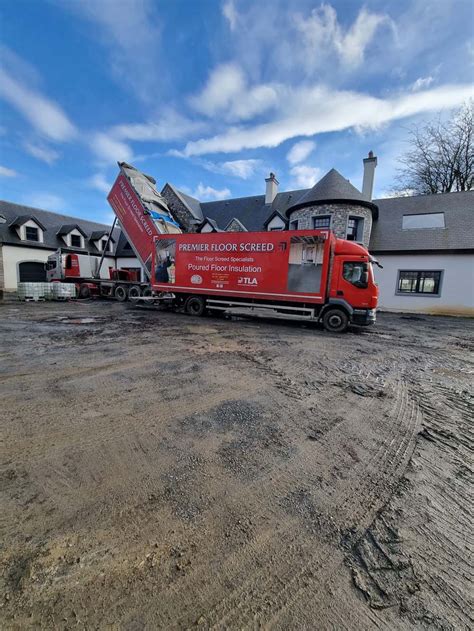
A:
[
  {"xmin": 45, "ymin": 163, "xmax": 181, "ymax": 300},
  {"xmin": 150, "ymin": 230, "xmax": 379, "ymax": 332}
]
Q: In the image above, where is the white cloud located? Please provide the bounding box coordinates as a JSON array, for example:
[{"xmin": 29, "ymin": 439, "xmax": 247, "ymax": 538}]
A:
[
  {"xmin": 290, "ymin": 165, "xmax": 321, "ymax": 188},
  {"xmin": 190, "ymin": 63, "xmax": 278, "ymax": 121},
  {"xmin": 0, "ymin": 165, "xmax": 18, "ymax": 177},
  {"xmin": 24, "ymin": 141, "xmax": 60, "ymax": 164},
  {"xmin": 111, "ymin": 111, "xmax": 205, "ymax": 142},
  {"xmin": 287, "ymin": 140, "xmax": 316, "ymax": 165},
  {"xmin": 181, "ymin": 83, "xmax": 474, "ymax": 156},
  {"xmin": 202, "ymin": 158, "xmax": 261, "ymax": 179},
  {"xmin": 90, "ymin": 132, "xmax": 133, "ymax": 163},
  {"xmin": 23, "ymin": 193, "xmax": 65, "ymax": 212},
  {"xmin": 59, "ymin": 0, "xmax": 163, "ymax": 103},
  {"xmin": 295, "ymin": 5, "xmax": 391, "ymax": 69},
  {"xmin": 0, "ymin": 64, "xmax": 76, "ymax": 142},
  {"xmin": 188, "ymin": 183, "xmax": 231, "ymax": 201},
  {"xmin": 411, "ymin": 76, "xmax": 434, "ymax": 91},
  {"xmin": 88, "ymin": 173, "xmax": 111, "ymax": 194},
  {"xmin": 222, "ymin": 0, "xmax": 238, "ymax": 31}
]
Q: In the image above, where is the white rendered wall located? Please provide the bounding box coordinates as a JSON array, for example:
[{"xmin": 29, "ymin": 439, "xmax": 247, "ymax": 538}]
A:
[
  {"xmin": 2, "ymin": 245, "xmax": 53, "ymax": 290},
  {"xmin": 267, "ymin": 215, "xmax": 285, "ymax": 230},
  {"xmin": 374, "ymin": 253, "xmax": 474, "ymax": 316}
]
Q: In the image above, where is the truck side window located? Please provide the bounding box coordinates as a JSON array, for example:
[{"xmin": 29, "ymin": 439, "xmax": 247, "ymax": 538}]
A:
[
  {"xmin": 343, "ymin": 262, "xmax": 368, "ymax": 288},
  {"xmin": 65, "ymin": 255, "xmax": 72, "ymax": 270}
]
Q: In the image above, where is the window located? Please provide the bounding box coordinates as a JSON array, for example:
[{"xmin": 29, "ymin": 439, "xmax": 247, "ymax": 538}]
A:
[
  {"xmin": 313, "ymin": 215, "xmax": 331, "ymax": 229},
  {"xmin": 123, "ymin": 241, "xmax": 132, "ymax": 250},
  {"xmin": 25, "ymin": 226, "xmax": 39, "ymax": 241},
  {"xmin": 101, "ymin": 239, "xmax": 109, "ymax": 251},
  {"xmin": 343, "ymin": 262, "xmax": 368, "ymax": 288},
  {"xmin": 70, "ymin": 234, "xmax": 82, "ymax": 248},
  {"xmin": 346, "ymin": 217, "xmax": 364, "ymax": 241},
  {"xmin": 270, "ymin": 226, "xmax": 283, "ymax": 231},
  {"xmin": 290, "ymin": 220, "xmax": 298, "ymax": 230},
  {"xmin": 402, "ymin": 213, "xmax": 445, "ymax": 230},
  {"xmin": 397, "ymin": 270, "xmax": 442, "ymax": 295}
]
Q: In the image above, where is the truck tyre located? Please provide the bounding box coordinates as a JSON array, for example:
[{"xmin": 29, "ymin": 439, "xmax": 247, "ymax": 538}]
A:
[
  {"xmin": 78, "ymin": 284, "xmax": 91, "ymax": 299},
  {"xmin": 128, "ymin": 286, "xmax": 142, "ymax": 302},
  {"xmin": 115, "ymin": 285, "xmax": 128, "ymax": 302},
  {"xmin": 323, "ymin": 308, "xmax": 349, "ymax": 333},
  {"xmin": 142, "ymin": 287, "xmax": 153, "ymax": 298},
  {"xmin": 185, "ymin": 295, "xmax": 206, "ymax": 317}
]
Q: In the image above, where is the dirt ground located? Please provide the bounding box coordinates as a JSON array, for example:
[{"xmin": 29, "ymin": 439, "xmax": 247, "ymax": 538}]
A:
[{"xmin": 0, "ymin": 300, "xmax": 472, "ymax": 630}]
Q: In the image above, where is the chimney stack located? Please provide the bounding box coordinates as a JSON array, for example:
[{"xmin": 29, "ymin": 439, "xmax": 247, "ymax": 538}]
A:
[
  {"xmin": 265, "ymin": 172, "xmax": 279, "ymax": 204},
  {"xmin": 362, "ymin": 151, "xmax": 377, "ymax": 200}
]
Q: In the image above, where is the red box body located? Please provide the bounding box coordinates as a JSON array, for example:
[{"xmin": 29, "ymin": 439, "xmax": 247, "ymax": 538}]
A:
[{"xmin": 152, "ymin": 230, "xmax": 334, "ymax": 303}]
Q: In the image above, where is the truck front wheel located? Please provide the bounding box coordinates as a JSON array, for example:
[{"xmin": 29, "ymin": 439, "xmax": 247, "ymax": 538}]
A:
[
  {"xmin": 184, "ymin": 295, "xmax": 206, "ymax": 317},
  {"xmin": 322, "ymin": 308, "xmax": 349, "ymax": 333},
  {"xmin": 115, "ymin": 285, "xmax": 128, "ymax": 302},
  {"xmin": 78, "ymin": 284, "xmax": 91, "ymax": 299}
]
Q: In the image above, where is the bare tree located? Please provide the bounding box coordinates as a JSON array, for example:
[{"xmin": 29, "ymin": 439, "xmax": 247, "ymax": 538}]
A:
[{"xmin": 393, "ymin": 101, "xmax": 473, "ymax": 195}]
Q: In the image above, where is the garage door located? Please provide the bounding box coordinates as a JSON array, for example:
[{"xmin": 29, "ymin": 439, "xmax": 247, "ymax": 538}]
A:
[{"xmin": 19, "ymin": 261, "xmax": 47, "ymax": 282}]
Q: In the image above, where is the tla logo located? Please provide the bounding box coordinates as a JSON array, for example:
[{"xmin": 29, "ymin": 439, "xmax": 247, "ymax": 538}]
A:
[{"xmin": 238, "ymin": 277, "xmax": 258, "ymax": 285}]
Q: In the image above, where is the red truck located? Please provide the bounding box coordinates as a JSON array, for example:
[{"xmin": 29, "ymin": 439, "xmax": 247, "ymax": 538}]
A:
[
  {"xmin": 45, "ymin": 163, "xmax": 181, "ymax": 300},
  {"xmin": 150, "ymin": 230, "xmax": 379, "ymax": 332}
]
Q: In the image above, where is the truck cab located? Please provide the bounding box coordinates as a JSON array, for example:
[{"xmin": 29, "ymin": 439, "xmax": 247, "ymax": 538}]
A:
[{"xmin": 324, "ymin": 239, "xmax": 378, "ymax": 331}]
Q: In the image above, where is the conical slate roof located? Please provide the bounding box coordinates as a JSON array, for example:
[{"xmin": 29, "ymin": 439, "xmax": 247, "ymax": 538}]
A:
[{"xmin": 286, "ymin": 168, "xmax": 377, "ymax": 215}]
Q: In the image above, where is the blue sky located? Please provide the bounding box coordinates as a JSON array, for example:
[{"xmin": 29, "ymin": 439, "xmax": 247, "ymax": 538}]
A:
[{"xmin": 0, "ymin": 0, "xmax": 473, "ymax": 224}]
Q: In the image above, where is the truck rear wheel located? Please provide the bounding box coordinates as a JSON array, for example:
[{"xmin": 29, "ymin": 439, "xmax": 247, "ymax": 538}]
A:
[
  {"xmin": 184, "ymin": 295, "xmax": 206, "ymax": 317},
  {"xmin": 323, "ymin": 308, "xmax": 349, "ymax": 333},
  {"xmin": 115, "ymin": 285, "xmax": 128, "ymax": 302},
  {"xmin": 128, "ymin": 286, "xmax": 142, "ymax": 302}
]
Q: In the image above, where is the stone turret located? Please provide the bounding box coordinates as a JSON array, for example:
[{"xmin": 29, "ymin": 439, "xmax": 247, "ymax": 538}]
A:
[{"xmin": 285, "ymin": 168, "xmax": 378, "ymax": 248}]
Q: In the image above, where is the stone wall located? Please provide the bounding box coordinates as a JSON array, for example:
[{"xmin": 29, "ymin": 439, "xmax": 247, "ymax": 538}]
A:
[
  {"xmin": 225, "ymin": 218, "xmax": 247, "ymax": 232},
  {"xmin": 288, "ymin": 203, "xmax": 373, "ymax": 247},
  {"xmin": 161, "ymin": 184, "xmax": 197, "ymax": 233}
]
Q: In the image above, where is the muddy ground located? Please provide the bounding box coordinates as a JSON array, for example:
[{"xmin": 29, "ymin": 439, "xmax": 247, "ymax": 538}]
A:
[{"xmin": 0, "ymin": 300, "xmax": 472, "ymax": 630}]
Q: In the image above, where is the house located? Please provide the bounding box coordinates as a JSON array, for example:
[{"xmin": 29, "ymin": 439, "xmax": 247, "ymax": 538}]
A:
[{"xmin": 0, "ymin": 202, "xmax": 142, "ymax": 296}]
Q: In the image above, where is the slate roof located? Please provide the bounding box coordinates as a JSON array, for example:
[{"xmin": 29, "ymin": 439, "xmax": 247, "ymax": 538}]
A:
[
  {"xmin": 369, "ymin": 190, "xmax": 474, "ymax": 252},
  {"xmin": 286, "ymin": 169, "xmax": 377, "ymax": 215},
  {"xmin": 0, "ymin": 200, "xmax": 120, "ymax": 253},
  {"xmin": 198, "ymin": 188, "xmax": 307, "ymax": 233}
]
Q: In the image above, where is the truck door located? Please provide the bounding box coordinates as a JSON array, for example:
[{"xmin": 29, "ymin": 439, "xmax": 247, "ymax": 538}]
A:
[{"xmin": 335, "ymin": 259, "xmax": 370, "ymax": 308}]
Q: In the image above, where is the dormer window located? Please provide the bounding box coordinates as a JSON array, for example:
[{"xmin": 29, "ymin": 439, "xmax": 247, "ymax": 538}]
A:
[
  {"xmin": 25, "ymin": 226, "xmax": 39, "ymax": 241},
  {"xmin": 9, "ymin": 216, "xmax": 46, "ymax": 243},
  {"xmin": 101, "ymin": 239, "xmax": 108, "ymax": 251},
  {"xmin": 70, "ymin": 234, "xmax": 82, "ymax": 248},
  {"xmin": 57, "ymin": 224, "xmax": 87, "ymax": 248}
]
